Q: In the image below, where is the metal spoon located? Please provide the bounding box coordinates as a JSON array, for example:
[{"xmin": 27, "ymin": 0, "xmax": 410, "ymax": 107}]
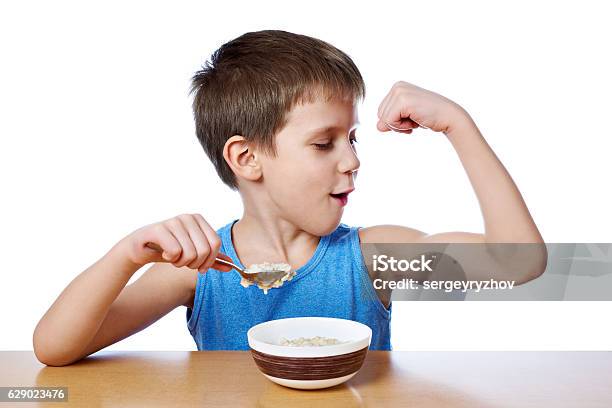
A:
[
  {"xmin": 212, "ymin": 257, "xmax": 292, "ymax": 286},
  {"xmin": 144, "ymin": 242, "xmax": 291, "ymax": 286}
]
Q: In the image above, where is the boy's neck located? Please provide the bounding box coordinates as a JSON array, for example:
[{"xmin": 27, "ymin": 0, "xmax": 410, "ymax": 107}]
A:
[{"xmin": 231, "ymin": 213, "xmax": 320, "ymax": 270}]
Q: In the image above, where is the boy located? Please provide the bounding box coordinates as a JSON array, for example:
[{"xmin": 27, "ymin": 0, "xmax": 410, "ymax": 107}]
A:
[{"xmin": 33, "ymin": 30, "xmax": 545, "ymax": 366}]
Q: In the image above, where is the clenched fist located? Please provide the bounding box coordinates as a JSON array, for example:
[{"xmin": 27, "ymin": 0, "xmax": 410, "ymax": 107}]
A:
[{"xmin": 120, "ymin": 213, "xmax": 233, "ymax": 273}]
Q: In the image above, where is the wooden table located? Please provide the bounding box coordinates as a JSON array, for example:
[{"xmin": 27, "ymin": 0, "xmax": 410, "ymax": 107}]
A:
[{"xmin": 1, "ymin": 351, "xmax": 611, "ymax": 407}]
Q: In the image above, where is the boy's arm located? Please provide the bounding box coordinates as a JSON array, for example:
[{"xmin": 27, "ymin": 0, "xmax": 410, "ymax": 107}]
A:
[
  {"xmin": 33, "ymin": 241, "xmax": 197, "ymax": 367},
  {"xmin": 362, "ymin": 82, "xmax": 547, "ymax": 285},
  {"xmin": 71, "ymin": 262, "xmax": 198, "ymax": 362},
  {"xmin": 423, "ymin": 116, "xmax": 544, "ymax": 245}
]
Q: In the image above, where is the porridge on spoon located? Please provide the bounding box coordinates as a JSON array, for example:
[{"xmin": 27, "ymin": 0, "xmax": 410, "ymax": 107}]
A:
[{"xmin": 240, "ymin": 262, "xmax": 295, "ymax": 294}]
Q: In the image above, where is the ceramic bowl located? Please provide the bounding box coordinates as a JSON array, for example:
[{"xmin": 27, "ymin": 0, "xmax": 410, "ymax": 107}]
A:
[{"xmin": 247, "ymin": 317, "xmax": 372, "ymax": 390}]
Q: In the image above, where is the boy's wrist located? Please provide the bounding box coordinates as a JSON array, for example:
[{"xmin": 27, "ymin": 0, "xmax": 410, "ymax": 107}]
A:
[
  {"xmin": 444, "ymin": 108, "xmax": 478, "ymax": 141},
  {"xmin": 107, "ymin": 238, "xmax": 143, "ymax": 278}
]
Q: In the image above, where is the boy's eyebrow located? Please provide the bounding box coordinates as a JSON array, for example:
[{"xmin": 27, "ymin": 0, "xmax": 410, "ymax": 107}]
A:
[{"xmin": 306, "ymin": 122, "xmax": 360, "ymax": 137}]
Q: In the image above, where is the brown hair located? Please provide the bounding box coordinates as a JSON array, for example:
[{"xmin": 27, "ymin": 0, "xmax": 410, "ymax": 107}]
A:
[{"xmin": 190, "ymin": 30, "xmax": 366, "ymax": 190}]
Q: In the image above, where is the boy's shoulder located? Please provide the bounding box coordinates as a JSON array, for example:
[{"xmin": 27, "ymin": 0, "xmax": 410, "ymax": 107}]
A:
[{"xmin": 355, "ymin": 225, "xmax": 428, "ymax": 310}]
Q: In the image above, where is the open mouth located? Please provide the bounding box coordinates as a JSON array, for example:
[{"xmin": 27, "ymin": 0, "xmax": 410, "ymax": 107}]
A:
[{"xmin": 330, "ymin": 192, "xmax": 349, "ymax": 206}]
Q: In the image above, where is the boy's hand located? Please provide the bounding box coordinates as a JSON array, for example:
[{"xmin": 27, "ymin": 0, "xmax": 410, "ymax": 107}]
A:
[
  {"xmin": 376, "ymin": 81, "xmax": 470, "ymax": 135},
  {"xmin": 120, "ymin": 213, "xmax": 233, "ymax": 273}
]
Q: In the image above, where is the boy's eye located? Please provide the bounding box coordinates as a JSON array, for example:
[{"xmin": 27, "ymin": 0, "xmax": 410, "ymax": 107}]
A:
[
  {"xmin": 312, "ymin": 134, "xmax": 357, "ymax": 150},
  {"xmin": 313, "ymin": 142, "xmax": 333, "ymax": 150}
]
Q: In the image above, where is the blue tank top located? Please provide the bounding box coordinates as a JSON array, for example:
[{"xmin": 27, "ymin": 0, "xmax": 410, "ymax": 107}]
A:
[{"xmin": 186, "ymin": 219, "xmax": 392, "ymax": 350}]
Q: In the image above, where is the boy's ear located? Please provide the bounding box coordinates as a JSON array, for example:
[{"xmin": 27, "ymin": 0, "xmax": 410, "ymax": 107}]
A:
[{"xmin": 223, "ymin": 135, "xmax": 263, "ymax": 182}]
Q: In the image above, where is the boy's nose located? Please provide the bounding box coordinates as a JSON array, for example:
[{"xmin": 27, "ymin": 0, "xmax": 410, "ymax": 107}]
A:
[{"xmin": 338, "ymin": 142, "xmax": 360, "ymax": 175}]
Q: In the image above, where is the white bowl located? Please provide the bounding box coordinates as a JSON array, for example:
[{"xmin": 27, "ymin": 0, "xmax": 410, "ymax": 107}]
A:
[{"xmin": 247, "ymin": 317, "xmax": 372, "ymax": 389}]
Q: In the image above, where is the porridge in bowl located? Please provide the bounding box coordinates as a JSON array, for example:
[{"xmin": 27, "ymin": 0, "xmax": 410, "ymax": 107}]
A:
[{"xmin": 279, "ymin": 336, "xmax": 349, "ymax": 347}]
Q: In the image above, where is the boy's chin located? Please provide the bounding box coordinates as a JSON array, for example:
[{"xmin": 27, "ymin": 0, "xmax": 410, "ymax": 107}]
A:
[{"xmin": 298, "ymin": 214, "xmax": 343, "ymax": 237}]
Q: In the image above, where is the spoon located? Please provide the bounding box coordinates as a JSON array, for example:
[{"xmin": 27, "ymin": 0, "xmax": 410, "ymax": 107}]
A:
[
  {"xmin": 213, "ymin": 257, "xmax": 292, "ymax": 287},
  {"xmin": 144, "ymin": 242, "xmax": 292, "ymax": 287}
]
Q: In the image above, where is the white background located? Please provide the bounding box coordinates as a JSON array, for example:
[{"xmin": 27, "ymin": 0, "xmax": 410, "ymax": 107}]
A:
[{"xmin": 1, "ymin": 0, "xmax": 610, "ymax": 351}]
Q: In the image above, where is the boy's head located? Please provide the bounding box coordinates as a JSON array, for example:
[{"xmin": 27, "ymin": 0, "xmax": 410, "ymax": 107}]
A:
[{"xmin": 191, "ymin": 30, "xmax": 364, "ymax": 235}]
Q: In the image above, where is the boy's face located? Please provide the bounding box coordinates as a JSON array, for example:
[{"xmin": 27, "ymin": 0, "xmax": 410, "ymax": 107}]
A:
[{"xmin": 257, "ymin": 96, "xmax": 360, "ymax": 236}]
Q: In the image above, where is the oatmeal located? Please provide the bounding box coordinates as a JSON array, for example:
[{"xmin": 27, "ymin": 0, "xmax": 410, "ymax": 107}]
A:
[
  {"xmin": 239, "ymin": 262, "xmax": 295, "ymax": 294},
  {"xmin": 279, "ymin": 336, "xmax": 348, "ymax": 347}
]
